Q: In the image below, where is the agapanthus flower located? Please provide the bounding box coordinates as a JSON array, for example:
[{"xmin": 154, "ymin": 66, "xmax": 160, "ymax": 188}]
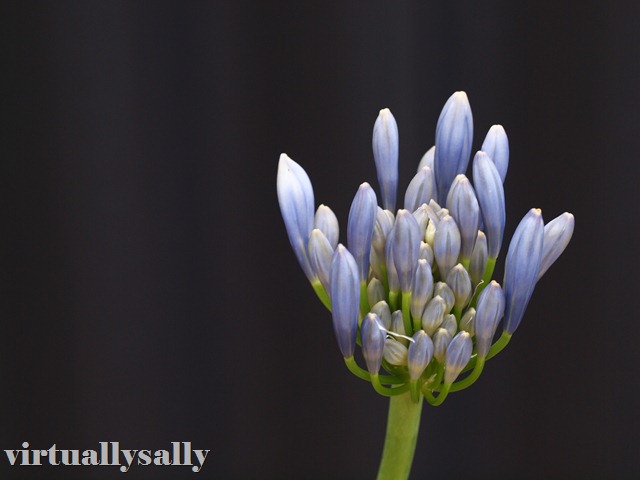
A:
[{"xmin": 277, "ymin": 91, "xmax": 574, "ymax": 409}]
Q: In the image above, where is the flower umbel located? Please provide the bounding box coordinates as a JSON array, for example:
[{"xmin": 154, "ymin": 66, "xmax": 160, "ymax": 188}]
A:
[
  {"xmin": 277, "ymin": 92, "xmax": 574, "ymax": 406},
  {"xmin": 277, "ymin": 93, "xmax": 574, "ymax": 479}
]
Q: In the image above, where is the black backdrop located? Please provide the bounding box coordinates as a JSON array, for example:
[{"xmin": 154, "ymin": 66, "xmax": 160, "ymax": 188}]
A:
[{"xmin": 1, "ymin": 2, "xmax": 639, "ymax": 479}]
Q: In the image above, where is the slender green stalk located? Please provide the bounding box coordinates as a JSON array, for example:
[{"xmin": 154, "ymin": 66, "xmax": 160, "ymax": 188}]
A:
[
  {"xmin": 312, "ymin": 280, "xmax": 332, "ymax": 311},
  {"xmin": 377, "ymin": 391, "xmax": 423, "ymax": 480}
]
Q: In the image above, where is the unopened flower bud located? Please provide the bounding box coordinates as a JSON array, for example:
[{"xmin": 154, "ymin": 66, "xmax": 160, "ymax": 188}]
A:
[
  {"xmin": 433, "ymin": 215, "xmax": 461, "ymax": 278},
  {"xmin": 442, "ymin": 314, "xmax": 458, "ymax": 337},
  {"xmin": 372, "ymin": 108, "xmax": 399, "ymax": 211},
  {"xmin": 308, "ymin": 229, "xmax": 334, "ymax": 295},
  {"xmin": 434, "ymin": 91, "xmax": 473, "ymax": 203},
  {"xmin": 367, "ymin": 279, "xmax": 386, "ymax": 308},
  {"xmin": 390, "ymin": 310, "xmax": 406, "ymax": 337},
  {"xmin": 370, "ymin": 300, "xmax": 392, "ymax": 330},
  {"xmin": 446, "ymin": 174, "xmax": 480, "ymax": 261},
  {"xmin": 314, "ymin": 204, "xmax": 339, "ymax": 249},
  {"xmin": 459, "ymin": 308, "xmax": 476, "ymax": 335},
  {"xmin": 444, "ymin": 331, "xmax": 473, "ymax": 384},
  {"xmin": 417, "ymin": 146, "xmax": 435, "ymax": 172},
  {"xmin": 347, "ymin": 183, "xmax": 378, "ymax": 281},
  {"xmin": 473, "ymin": 151, "xmax": 505, "ymax": 259},
  {"xmin": 392, "ymin": 210, "xmax": 421, "ymax": 292},
  {"xmin": 475, "ymin": 281, "xmax": 505, "ymax": 358},
  {"xmin": 419, "ymin": 241, "xmax": 434, "ymax": 266},
  {"xmin": 405, "ymin": 166, "xmax": 436, "ymax": 212},
  {"xmin": 434, "ymin": 282, "xmax": 455, "ymax": 313},
  {"xmin": 408, "ymin": 330, "xmax": 434, "ymax": 380},
  {"xmin": 480, "ymin": 125, "xmax": 509, "ymax": 183},
  {"xmin": 432, "ymin": 328, "xmax": 452, "ymax": 363},
  {"xmin": 329, "ymin": 245, "xmax": 360, "ymax": 357},
  {"xmin": 383, "ymin": 338, "xmax": 408, "ymax": 366},
  {"xmin": 538, "ymin": 212, "xmax": 575, "ymax": 280},
  {"xmin": 421, "ymin": 296, "xmax": 447, "ymax": 336},
  {"xmin": 410, "ymin": 259, "xmax": 434, "ymax": 320},
  {"xmin": 469, "ymin": 231, "xmax": 488, "ymax": 287},
  {"xmin": 446, "ymin": 264, "xmax": 472, "ymax": 312},
  {"xmin": 361, "ymin": 313, "xmax": 386, "ymax": 374}
]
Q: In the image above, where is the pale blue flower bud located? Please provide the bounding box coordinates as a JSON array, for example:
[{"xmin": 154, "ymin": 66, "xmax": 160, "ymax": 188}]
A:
[
  {"xmin": 372, "ymin": 108, "xmax": 399, "ymax": 211},
  {"xmin": 417, "ymin": 146, "xmax": 435, "ymax": 172},
  {"xmin": 434, "ymin": 282, "xmax": 455, "ymax": 313},
  {"xmin": 314, "ymin": 204, "xmax": 339, "ymax": 250},
  {"xmin": 408, "ymin": 330, "xmax": 434, "ymax": 380},
  {"xmin": 469, "ymin": 231, "xmax": 488, "ymax": 287},
  {"xmin": 277, "ymin": 154, "xmax": 316, "ymax": 281},
  {"xmin": 390, "ymin": 310, "xmax": 407, "ymax": 341},
  {"xmin": 446, "ymin": 175, "xmax": 480, "ymax": 260},
  {"xmin": 421, "ymin": 295, "xmax": 447, "ymax": 336},
  {"xmin": 473, "ymin": 151, "xmax": 505, "ymax": 259},
  {"xmin": 503, "ymin": 209, "xmax": 544, "ymax": 334},
  {"xmin": 538, "ymin": 212, "xmax": 575, "ymax": 280},
  {"xmin": 432, "ymin": 328, "xmax": 452, "ymax": 363},
  {"xmin": 419, "ymin": 241, "xmax": 434, "ymax": 266},
  {"xmin": 412, "ymin": 204, "xmax": 431, "ymax": 236},
  {"xmin": 372, "ymin": 208, "xmax": 395, "ymax": 258},
  {"xmin": 444, "ymin": 331, "xmax": 473, "ymax": 384},
  {"xmin": 404, "ymin": 166, "xmax": 437, "ymax": 212},
  {"xmin": 410, "ymin": 260, "xmax": 434, "ymax": 320},
  {"xmin": 474, "ymin": 281, "xmax": 506, "ymax": 358},
  {"xmin": 480, "ymin": 125, "xmax": 509, "ymax": 183},
  {"xmin": 308, "ymin": 229, "xmax": 334, "ymax": 295},
  {"xmin": 383, "ymin": 338, "xmax": 408, "ymax": 366},
  {"xmin": 370, "ymin": 300, "xmax": 392, "ymax": 330},
  {"xmin": 391, "ymin": 210, "xmax": 421, "ymax": 292},
  {"xmin": 347, "ymin": 183, "xmax": 378, "ymax": 281},
  {"xmin": 446, "ymin": 264, "xmax": 472, "ymax": 312},
  {"xmin": 361, "ymin": 313, "xmax": 386, "ymax": 374},
  {"xmin": 433, "ymin": 215, "xmax": 461, "ymax": 278},
  {"xmin": 425, "ymin": 219, "xmax": 436, "ymax": 246},
  {"xmin": 330, "ymin": 245, "xmax": 360, "ymax": 357},
  {"xmin": 385, "ymin": 229, "xmax": 400, "ymax": 293},
  {"xmin": 367, "ymin": 279, "xmax": 386, "ymax": 309},
  {"xmin": 459, "ymin": 308, "xmax": 476, "ymax": 335},
  {"xmin": 442, "ymin": 314, "xmax": 458, "ymax": 337},
  {"xmin": 434, "ymin": 92, "xmax": 473, "ymax": 203}
]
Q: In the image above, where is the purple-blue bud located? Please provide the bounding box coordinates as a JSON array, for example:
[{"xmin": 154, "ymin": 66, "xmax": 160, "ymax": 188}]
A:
[
  {"xmin": 404, "ymin": 166, "xmax": 436, "ymax": 212},
  {"xmin": 417, "ymin": 146, "xmax": 435, "ymax": 172},
  {"xmin": 434, "ymin": 92, "xmax": 474, "ymax": 203},
  {"xmin": 469, "ymin": 231, "xmax": 488, "ymax": 287},
  {"xmin": 472, "ymin": 151, "xmax": 505, "ymax": 259},
  {"xmin": 314, "ymin": 204, "xmax": 339, "ymax": 250},
  {"xmin": 361, "ymin": 313, "xmax": 386, "ymax": 374},
  {"xmin": 538, "ymin": 212, "xmax": 575, "ymax": 280},
  {"xmin": 446, "ymin": 174, "xmax": 480, "ymax": 260},
  {"xmin": 277, "ymin": 154, "xmax": 316, "ymax": 281},
  {"xmin": 503, "ymin": 209, "xmax": 544, "ymax": 334},
  {"xmin": 474, "ymin": 280, "xmax": 505, "ymax": 357},
  {"xmin": 408, "ymin": 330, "xmax": 434, "ymax": 380},
  {"xmin": 444, "ymin": 331, "xmax": 473, "ymax": 384},
  {"xmin": 372, "ymin": 108, "xmax": 399, "ymax": 211},
  {"xmin": 480, "ymin": 125, "xmax": 509, "ymax": 183},
  {"xmin": 329, "ymin": 245, "xmax": 360, "ymax": 357},
  {"xmin": 391, "ymin": 210, "xmax": 421, "ymax": 292},
  {"xmin": 433, "ymin": 215, "xmax": 462, "ymax": 278},
  {"xmin": 308, "ymin": 229, "xmax": 334, "ymax": 295},
  {"xmin": 347, "ymin": 183, "xmax": 378, "ymax": 281}
]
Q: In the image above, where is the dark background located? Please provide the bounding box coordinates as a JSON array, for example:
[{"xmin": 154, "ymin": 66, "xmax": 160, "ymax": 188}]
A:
[{"xmin": 1, "ymin": 1, "xmax": 638, "ymax": 479}]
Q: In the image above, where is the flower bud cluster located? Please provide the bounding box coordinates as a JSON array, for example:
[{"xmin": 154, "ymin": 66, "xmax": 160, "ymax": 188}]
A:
[{"xmin": 277, "ymin": 92, "xmax": 574, "ymax": 405}]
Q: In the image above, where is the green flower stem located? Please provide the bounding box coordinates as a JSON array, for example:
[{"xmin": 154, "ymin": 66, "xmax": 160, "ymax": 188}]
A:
[
  {"xmin": 376, "ymin": 391, "xmax": 424, "ymax": 480},
  {"xmin": 401, "ymin": 291, "xmax": 414, "ymax": 335},
  {"xmin": 389, "ymin": 290, "xmax": 399, "ymax": 311},
  {"xmin": 470, "ymin": 256, "xmax": 497, "ymax": 308},
  {"xmin": 462, "ymin": 331, "xmax": 511, "ymax": 373},
  {"xmin": 360, "ymin": 281, "xmax": 371, "ymax": 317},
  {"xmin": 449, "ymin": 356, "xmax": 485, "ymax": 392},
  {"xmin": 312, "ymin": 280, "xmax": 332, "ymax": 311},
  {"xmin": 424, "ymin": 382, "xmax": 450, "ymax": 406},
  {"xmin": 344, "ymin": 357, "xmax": 406, "ymax": 384},
  {"xmin": 371, "ymin": 374, "xmax": 411, "ymax": 396}
]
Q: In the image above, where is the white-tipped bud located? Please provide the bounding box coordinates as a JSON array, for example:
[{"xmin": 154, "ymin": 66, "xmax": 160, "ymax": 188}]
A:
[
  {"xmin": 421, "ymin": 296, "xmax": 447, "ymax": 336},
  {"xmin": 419, "ymin": 241, "xmax": 435, "ymax": 266},
  {"xmin": 434, "ymin": 282, "xmax": 455, "ymax": 313},
  {"xmin": 444, "ymin": 331, "xmax": 473, "ymax": 384},
  {"xmin": 446, "ymin": 264, "xmax": 472, "ymax": 311},
  {"xmin": 408, "ymin": 330, "xmax": 434, "ymax": 380},
  {"xmin": 442, "ymin": 314, "xmax": 458, "ymax": 337},
  {"xmin": 404, "ymin": 166, "xmax": 436, "ymax": 212},
  {"xmin": 433, "ymin": 215, "xmax": 462, "ymax": 278},
  {"xmin": 459, "ymin": 308, "xmax": 476, "ymax": 336},
  {"xmin": 370, "ymin": 300, "xmax": 392, "ymax": 330},
  {"xmin": 383, "ymin": 338, "xmax": 408, "ymax": 366},
  {"xmin": 469, "ymin": 231, "xmax": 488, "ymax": 287},
  {"xmin": 308, "ymin": 229, "xmax": 334, "ymax": 295},
  {"xmin": 410, "ymin": 259, "xmax": 434, "ymax": 320},
  {"xmin": 314, "ymin": 204, "xmax": 339, "ymax": 250},
  {"xmin": 417, "ymin": 146, "xmax": 435, "ymax": 172},
  {"xmin": 432, "ymin": 328, "xmax": 452, "ymax": 363},
  {"xmin": 390, "ymin": 310, "xmax": 407, "ymax": 341}
]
